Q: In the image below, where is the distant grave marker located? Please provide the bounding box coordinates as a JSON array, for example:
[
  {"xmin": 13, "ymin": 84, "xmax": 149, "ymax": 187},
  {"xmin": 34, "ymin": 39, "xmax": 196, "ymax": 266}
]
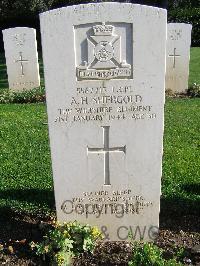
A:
[
  {"xmin": 166, "ymin": 23, "xmax": 192, "ymax": 93},
  {"xmin": 40, "ymin": 3, "xmax": 167, "ymax": 241},
  {"xmin": 2, "ymin": 27, "xmax": 40, "ymax": 91}
]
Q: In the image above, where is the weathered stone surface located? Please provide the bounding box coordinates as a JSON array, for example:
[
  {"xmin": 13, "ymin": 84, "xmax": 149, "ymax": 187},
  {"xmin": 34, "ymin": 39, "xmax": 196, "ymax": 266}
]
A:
[{"xmin": 40, "ymin": 3, "xmax": 166, "ymax": 241}]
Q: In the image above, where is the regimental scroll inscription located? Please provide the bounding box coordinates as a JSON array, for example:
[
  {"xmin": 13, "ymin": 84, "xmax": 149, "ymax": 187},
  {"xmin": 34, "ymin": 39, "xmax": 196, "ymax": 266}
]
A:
[{"xmin": 76, "ymin": 22, "xmax": 132, "ymax": 80}]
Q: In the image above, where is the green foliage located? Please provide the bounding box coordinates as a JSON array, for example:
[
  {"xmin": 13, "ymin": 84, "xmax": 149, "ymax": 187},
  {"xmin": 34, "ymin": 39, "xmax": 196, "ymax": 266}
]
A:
[
  {"xmin": 0, "ymin": 87, "xmax": 45, "ymax": 103},
  {"xmin": 187, "ymin": 83, "xmax": 200, "ymax": 97},
  {"xmin": 128, "ymin": 242, "xmax": 183, "ymax": 266},
  {"xmin": 31, "ymin": 221, "xmax": 103, "ymax": 266},
  {"xmin": 175, "ymin": 247, "xmax": 185, "ymax": 261},
  {"xmin": 168, "ymin": 0, "xmax": 200, "ymax": 9},
  {"xmin": 0, "ymin": 0, "xmax": 98, "ymax": 20},
  {"xmin": 0, "ymin": 0, "xmax": 50, "ymax": 19},
  {"xmin": 168, "ymin": 8, "xmax": 200, "ymax": 46}
]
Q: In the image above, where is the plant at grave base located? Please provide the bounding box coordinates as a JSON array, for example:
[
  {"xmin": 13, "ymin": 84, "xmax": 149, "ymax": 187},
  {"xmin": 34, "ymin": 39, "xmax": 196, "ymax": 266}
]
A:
[
  {"xmin": 174, "ymin": 246, "xmax": 186, "ymax": 262},
  {"xmin": 187, "ymin": 83, "xmax": 200, "ymax": 97},
  {"xmin": 0, "ymin": 86, "xmax": 45, "ymax": 103},
  {"xmin": 165, "ymin": 88, "xmax": 175, "ymax": 97},
  {"xmin": 128, "ymin": 242, "xmax": 183, "ymax": 266},
  {"xmin": 30, "ymin": 221, "xmax": 103, "ymax": 266}
]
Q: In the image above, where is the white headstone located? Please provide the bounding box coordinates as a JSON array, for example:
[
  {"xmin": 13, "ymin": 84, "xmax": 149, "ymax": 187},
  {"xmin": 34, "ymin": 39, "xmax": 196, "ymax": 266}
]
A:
[
  {"xmin": 166, "ymin": 23, "xmax": 192, "ymax": 93},
  {"xmin": 40, "ymin": 3, "xmax": 167, "ymax": 241},
  {"xmin": 2, "ymin": 27, "xmax": 40, "ymax": 91}
]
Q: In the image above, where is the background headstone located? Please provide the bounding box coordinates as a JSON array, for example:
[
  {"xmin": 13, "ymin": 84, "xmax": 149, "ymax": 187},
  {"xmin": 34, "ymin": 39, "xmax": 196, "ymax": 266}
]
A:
[
  {"xmin": 166, "ymin": 23, "xmax": 192, "ymax": 93},
  {"xmin": 40, "ymin": 3, "xmax": 167, "ymax": 241},
  {"xmin": 2, "ymin": 27, "xmax": 40, "ymax": 91}
]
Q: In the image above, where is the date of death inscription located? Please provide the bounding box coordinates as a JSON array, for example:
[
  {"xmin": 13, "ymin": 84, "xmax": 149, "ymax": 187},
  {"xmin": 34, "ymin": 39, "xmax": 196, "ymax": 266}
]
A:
[{"xmin": 54, "ymin": 85, "xmax": 157, "ymax": 124}]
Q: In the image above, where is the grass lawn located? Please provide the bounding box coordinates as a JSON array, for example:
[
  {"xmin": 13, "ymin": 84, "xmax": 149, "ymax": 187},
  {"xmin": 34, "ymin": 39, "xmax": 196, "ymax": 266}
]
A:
[
  {"xmin": 0, "ymin": 98, "xmax": 199, "ymax": 218},
  {"xmin": 162, "ymin": 98, "xmax": 200, "ymax": 216},
  {"xmin": 0, "ymin": 104, "xmax": 53, "ymax": 216}
]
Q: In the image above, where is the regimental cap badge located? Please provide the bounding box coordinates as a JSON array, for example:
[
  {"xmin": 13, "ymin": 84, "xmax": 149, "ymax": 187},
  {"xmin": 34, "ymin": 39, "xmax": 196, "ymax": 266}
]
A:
[{"xmin": 76, "ymin": 22, "xmax": 132, "ymax": 80}]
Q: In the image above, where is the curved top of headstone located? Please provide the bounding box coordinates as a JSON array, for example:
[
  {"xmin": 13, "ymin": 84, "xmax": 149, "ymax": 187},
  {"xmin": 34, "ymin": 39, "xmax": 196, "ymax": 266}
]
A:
[
  {"xmin": 40, "ymin": 2, "xmax": 166, "ymax": 19},
  {"xmin": 3, "ymin": 27, "xmax": 36, "ymax": 33},
  {"xmin": 168, "ymin": 23, "xmax": 192, "ymax": 28}
]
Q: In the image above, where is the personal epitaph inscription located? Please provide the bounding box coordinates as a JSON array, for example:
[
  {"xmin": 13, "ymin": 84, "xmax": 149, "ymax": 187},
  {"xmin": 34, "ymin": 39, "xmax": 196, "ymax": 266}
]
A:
[
  {"xmin": 40, "ymin": 3, "xmax": 166, "ymax": 241},
  {"xmin": 166, "ymin": 23, "xmax": 192, "ymax": 93},
  {"xmin": 3, "ymin": 27, "xmax": 40, "ymax": 91}
]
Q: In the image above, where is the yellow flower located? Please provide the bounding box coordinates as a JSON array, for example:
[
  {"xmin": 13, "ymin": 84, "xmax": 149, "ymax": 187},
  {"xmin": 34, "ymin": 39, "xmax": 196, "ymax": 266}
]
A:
[
  {"xmin": 30, "ymin": 241, "xmax": 36, "ymax": 249},
  {"xmin": 63, "ymin": 230, "xmax": 70, "ymax": 238},
  {"xmin": 54, "ymin": 220, "xmax": 62, "ymax": 228},
  {"xmin": 91, "ymin": 227, "xmax": 102, "ymax": 239},
  {"xmin": 44, "ymin": 245, "xmax": 49, "ymax": 253},
  {"xmin": 55, "ymin": 253, "xmax": 65, "ymax": 266},
  {"xmin": 67, "ymin": 222, "xmax": 73, "ymax": 228}
]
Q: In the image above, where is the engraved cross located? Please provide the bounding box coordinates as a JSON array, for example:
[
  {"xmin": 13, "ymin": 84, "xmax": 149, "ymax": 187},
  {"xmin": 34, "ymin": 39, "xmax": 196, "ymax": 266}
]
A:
[
  {"xmin": 168, "ymin": 47, "xmax": 180, "ymax": 68},
  {"xmin": 87, "ymin": 126, "xmax": 126, "ymax": 185},
  {"xmin": 15, "ymin": 52, "xmax": 29, "ymax": 76}
]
